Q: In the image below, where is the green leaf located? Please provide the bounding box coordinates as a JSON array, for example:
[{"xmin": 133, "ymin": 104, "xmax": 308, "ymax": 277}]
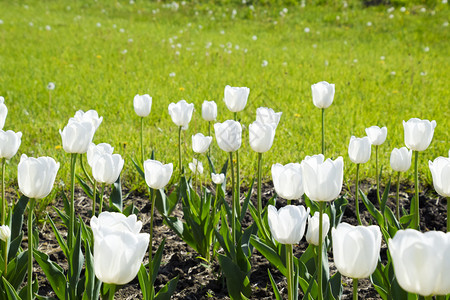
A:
[
  {"xmin": 137, "ymin": 264, "xmax": 150, "ymax": 300},
  {"xmin": 5, "ymin": 251, "xmax": 28, "ymax": 290},
  {"xmin": 304, "ymin": 195, "xmax": 319, "ymax": 215},
  {"xmin": 69, "ymin": 226, "xmax": 84, "ymax": 296},
  {"xmin": 131, "ymin": 157, "xmax": 145, "ymax": 181},
  {"xmin": 154, "ymin": 276, "xmax": 179, "ymax": 300},
  {"xmin": 152, "ymin": 239, "xmax": 166, "ymax": 285},
  {"xmin": 53, "ymin": 206, "xmax": 69, "ymax": 228},
  {"xmin": 2, "ymin": 277, "xmax": 22, "ymax": 300},
  {"xmin": 268, "ymin": 269, "xmax": 282, "ymax": 300},
  {"xmin": 109, "ymin": 175, "xmax": 123, "ymax": 212},
  {"xmin": 380, "ymin": 178, "xmax": 391, "ymax": 215},
  {"xmin": 47, "ymin": 214, "xmax": 69, "ymax": 258},
  {"xmin": 34, "ymin": 250, "xmax": 67, "ymax": 299},
  {"xmin": 327, "ymin": 271, "xmax": 342, "ymax": 300},
  {"xmin": 240, "ymin": 178, "xmax": 254, "ymax": 222},
  {"xmin": 82, "ymin": 238, "xmax": 101, "ymax": 300},
  {"xmin": 217, "ymin": 254, "xmax": 251, "ymax": 299},
  {"xmin": 11, "ymin": 195, "xmax": 28, "ymax": 244},
  {"xmin": 76, "ymin": 174, "xmax": 94, "ymax": 199},
  {"xmin": 8, "ymin": 232, "xmax": 24, "ymax": 265},
  {"xmin": 359, "ymin": 188, "xmax": 385, "ymax": 227},
  {"xmin": 250, "ymin": 235, "xmax": 287, "ymax": 276}
]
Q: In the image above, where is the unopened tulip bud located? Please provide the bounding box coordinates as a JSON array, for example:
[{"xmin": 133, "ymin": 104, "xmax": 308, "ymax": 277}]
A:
[
  {"xmin": 403, "ymin": 118, "xmax": 436, "ymax": 151},
  {"xmin": 224, "ymin": 85, "xmax": 249, "ymax": 113},
  {"xmin": 311, "ymin": 81, "xmax": 335, "ymax": 109},
  {"xmin": 202, "ymin": 100, "xmax": 217, "ymax": 121},
  {"xmin": 133, "ymin": 94, "xmax": 152, "ymax": 117}
]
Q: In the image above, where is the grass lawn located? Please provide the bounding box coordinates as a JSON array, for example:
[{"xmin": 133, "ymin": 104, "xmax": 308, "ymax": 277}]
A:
[{"xmin": 0, "ymin": 0, "xmax": 448, "ymax": 194}]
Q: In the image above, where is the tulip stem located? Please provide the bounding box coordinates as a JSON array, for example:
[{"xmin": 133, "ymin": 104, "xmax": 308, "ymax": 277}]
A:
[
  {"xmin": 148, "ymin": 188, "xmax": 157, "ymax": 285},
  {"xmin": 229, "ymin": 152, "xmax": 236, "ymax": 247},
  {"xmin": 98, "ymin": 183, "xmax": 106, "ymax": 215},
  {"xmin": 141, "ymin": 117, "xmax": 144, "ymax": 165},
  {"xmin": 447, "ymin": 197, "xmax": 450, "ymax": 232},
  {"xmin": 92, "ymin": 180, "xmax": 97, "ymax": 217},
  {"xmin": 413, "ymin": 151, "xmax": 419, "ymax": 230},
  {"xmin": 353, "ymin": 278, "xmax": 358, "ymax": 300},
  {"xmin": 79, "ymin": 154, "xmax": 94, "ymax": 186},
  {"xmin": 27, "ymin": 198, "xmax": 36, "ymax": 300},
  {"xmin": 257, "ymin": 153, "xmax": 263, "ymax": 219},
  {"xmin": 234, "ymin": 112, "xmax": 241, "ymax": 219},
  {"xmin": 375, "ymin": 145, "xmax": 381, "ymax": 206},
  {"xmin": 208, "ymin": 121, "xmax": 211, "ymax": 159},
  {"xmin": 286, "ymin": 244, "xmax": 294, "ymax": 300},
  {"xmin": 318, "ymin": 201, "xmax": 324, "ymax": 300},
  {"xmin": 1, "ymin": 158, "xmax": 5, "ymax": 225},
  {"xmin": 396, "ymin": 172, "xmax": 401, "ymax": 220},
  {"xmin": 178, "ymin": 126, "xmax": 183, "ymax": 177},
  {"xmin": 355, "ymin": 164, "xmax": 362, "ymax": 225},
  {"xmin": 321, "ymin": 108, "xmax": 325, "ymax": 155},
  {"xmin": 107, "ymin": 284, "xmax": 117, "ymax": 300},
  {"xmin": 69, "ymin": 153, "xmax": 77, "ymax": 249}
]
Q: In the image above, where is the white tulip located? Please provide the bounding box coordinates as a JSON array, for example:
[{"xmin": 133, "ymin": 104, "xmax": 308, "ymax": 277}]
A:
[
  {"xmin": 144, "ymin": 159, "xmax": 173, "ymax": 190},
  {"xmin": 223, "ymin": 85, "xmax": 250, "ymax": 112},
  {"xmin": 168, "ymin": 100, "xmax": 194, "ymax": 130},
  {"xmin": 91, "ymin": 153, "xmax": 124, "ymax": 185},
  {"xmin": 189, "ymin": 158, "xmax": 203, "ymax": 175},
  {"xmin": 69, "ymin": 109, "xmax": 103, "ymax": 131},
  {"xmin": 60, "ymin": 120, "xmax": 95, "ymax": 154},
  {"xmin": 429, "ymin": 156, "xmax": 450, "ymax": 197},
  {"xmin": 403, "ymin": 118, "xmax": 436, "ymax": 151},
  {"xmin": 306, "ymin": 212, "xmax": 330, "ymax": 246},
  {"xmin": 390, "ymin": 147, "xmax": 412, "ymax": 172},
  {"xmin": 87, "ymin": 143, "xmax": 114, "ymax": 169},
  {"xmin": 133, "ymin": 94, "xmax": 152, "ymax": 117},
  {"xmin": 0, "ymin": 130, "xmax": 22, "ymax": 159},
  {"xmin": 311, "ymin": 81, "xmax": 335, "ymax": 109},
  {"xmin": 348, "ymin": 136, "xmax": 371, "ymax": 164},
  {"xmin": 249, "ymin": 120, "xmax": 275, "ymax": 153},
  {"xmin": 256, "ymin": 107, "xmax": 282, "ymax": 129},
  {"xmin": 0, "ymin": 225, "xmax": 11, "ymax": 242},
  {"xmin": 214, "ymin": 120, "xmax": 242, "ymax": 152},
  {"xmin": 211, "ymin": 173, "xmax": 225, "ymax": 184},
  {"xmin": 267, "ymin": 205, "xmax": 309, "ymax": 244},
  {"xmin": 202, "ymin": 100, "xmax": 217, "ymax": 121},
  {"xmin": 365, "ymin": 126, "xmax": 387, "ymax": 146},
  {"xmin": 192, "ymin": 133, "xmax": 212, "ymax": 154},
  {"xmin": 0, "ymin": 97, "xmax": 7, "ymax": 130},
  {"xmin": 271, "ymin": 163, "xmax": 303, "ymax": 200}
]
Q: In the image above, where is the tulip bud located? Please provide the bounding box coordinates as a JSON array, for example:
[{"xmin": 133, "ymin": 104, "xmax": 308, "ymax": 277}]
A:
[
  {"xmin": 256, "ymin": 107, "xmax": 282, "ymax": 129},
  {"xmin": 365, "ymin": 126, "xmax": 387, "ymax": 146},
  {"xmin": 192, "ymin": 133, "xmax": 212, "ymax": 154},
  {"xmin": 311, "ymin": 81, "xmax": 335, "ymax": 109},
  {"xmin": 267, "ymin": 205, "xmax": 309, "ymax": 244},
  {"xmin": 168, "ymin": 100, "xmax": 194, "ymax": 130},
  {"xmin": 211, "ymin": 173, "xmax": 225, "ymax": 184},
  {"xmin": 348, "ymin": 136, "xmax": 371, "ymax": 164},
  {"xmin": 390, "ymin": 147, "xmax": 412, "ymax": 172},
  {"xmin": 133, "ymin": 94, "xmax": 152, "ymax": 117},
  {"xmin": 87, "ymin": 143, "xmax": 114, "ymax": 169},
  {"xmin": 332, "ymin": 222, "xmax": 381, "ymax": 279},
  {"xmin": 0, "ymin": 225, "xmax": 11, "ymax": 242},
  {"xmin": 144, "ymin": 159, "xmax": 173, "ymax": 190},
  {"xmin": 306, "ymin": 212, "xmax": 330, "ymax": 246},
  {"xmin": 214, "ymin": 120, "xmax": 242, "ymax": 152},
  {"xmin": 223, "ymin": 85, "xmax": 250, "ymax": 113},
  {"xmin": 429, "ymin": 156, "xmax": 450, "ymax": 197},
  {"xmin": 92, "ymin": 153, "xmax": 124, "ymax": 185},
  {"xmin": 189, "ymin": 158, "xmax": 203, "ymax": 175},
  {"xmin": 271, "ymin": 163, "xmax": 303, "ymax": 200},
  {"xmin": 388, "ymin": 229, "xmax": 450, "ymax": 296},
  {"xmin": 249, "ymin": 120, "xmax": 275, "ymax": 153},
  {"xmin": 0, "ymin": 130, "xmax": 22, "ymax": 159},
  {"xmin": 18, "ymin": 154, "xmax": 60, "ymax": 199},
  {"xmin": 60, "ymin": 120, "xmax": 96, "ymax": 154},
  {"xmin": 403, "ymin": 118, "xmax": 436, "ymax": 151},
  {"xmin": 69, "ymin": 109, "xmax": 103, "ymax": 131},
  {"xmin": 202, "ymin": 100, "xmax": 217, "ymax": 121},
  {"xmin": 0, "ymin": 97, "xmax": 7, "ymax": 130},
  {"xmin": 91, "ymin": 212, "xmax": 149, "ymax": 285},
  {"xmin": 302, "ymin": 155, "xmax": 344, "ymax": 202}
]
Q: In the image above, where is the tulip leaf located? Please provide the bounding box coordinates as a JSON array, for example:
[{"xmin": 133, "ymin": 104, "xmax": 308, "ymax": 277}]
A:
[
  {"xmin": 47, "ymin": 214, "xmax": 69, "ymax": 259},
  {"xmin": 152, "ymin": 239, "xmax": 166, "ymax": 286},
  {"xmin": 268, "ymin": 269, "xmax": 282, "ymax": 300},
  {"xmin": 370, "ymin": 264, "xmax": 389, "ymax": 300},
  {"xmin": 250, "ymin": 235, "xmax": 287, "ymax": 276},
  {"xmin": 399, "ymin": 214, "xmax": 413, "ymax": 229},
  {"xmin": 10, "ymin": 195, "xmax": 28, "ymax": 245},
  {"xmin": 154, "ymin": 275, "xmax": 179, "ymax": 300},
  {"xmin": 241, "ymin": 223, "xmax": 257, "ymax": 257},
  {"xmin": 76, "ymin": 174, "xmax": 94, "ymax": 199},
  {"xmin": 326, "ymin": 271, "xmax": 342, "ymax": 300},
  {"xmin": 303, "ymin": 195, "xmax": 319, "ymax": 215},
  {"xmin": 131, "ymin": 157, "xmax": 145, "ymax": 181},
  {"xmin": 380, "ymin": 178, "xmax": 391, "ymax": 215},
  {"xmin": 82, "ymin": 237, "xmax": 101, "ymax": 300},
  {"xmin": 328, "ymin": 196, "xmax": 348, "ymax": 229},
  {"xmin": 109, "ymin": 175, "xmax": 123, "ymax": 212},
  {"xmin": 34, "ymin": 250, "xmax": 67, "ymax": 299},
  {"xmin": 137, "ymin": 264, "xmax": 150, "ymax": 300},
  {"xmin": 298, "ymin": 259, "xmax": 317, "ymax": 299},
  {"xmin": 239, "ymin": 178, "xmax": 254, "ymax": 222},
  {"xmin": 2, "ymin": 277, "xmax": 22, "ymax": 300},
  {"xmin": 8, "ymin": 231, "xmax": 24, "ymax": 264},
  {"xmin": 69, "ymin": 226, "xmax": 84, "ymax": 298},
  {"xmin": 217, "ymin": 254, "xmax": 251, "ymax": 300},
  {"xmin": 359, "ymin": 188, "xmax": 385, "ymax": 227},
  {"xmin": 384, "ymin": 206, "xmax": 401, "ymax": 231},
  {"xmin": 5, "ymin": 251, "xmax": 28, "ymax": 290}
]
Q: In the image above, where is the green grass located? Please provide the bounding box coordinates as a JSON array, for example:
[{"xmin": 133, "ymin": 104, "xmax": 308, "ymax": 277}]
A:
[{"xmin": 0, "ymin": 0, "xmax": 448, "ymax": 195}]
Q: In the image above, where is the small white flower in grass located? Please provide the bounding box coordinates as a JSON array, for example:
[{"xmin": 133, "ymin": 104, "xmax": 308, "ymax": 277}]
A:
[
  {"xmin": 211, "ymin": 173, "xmax": 225, "ymax": 185},
  {"xmin": 45, "ymin": 25, "xmax": 51, "ymax": 31},
  {"xmin": 420, "ymin": 72, "xmax": 427, "ymax": 76},
  {"xmin": 389, "ymin": 14, "xmax": 394, "ymax": 19},
  {"xmin": 252, "ymin": 35, "xmax": 257, "ymax": 40},
  {"xmin": 387, "ymin": 7, "xmax": 395, "ymax": 13},
  {"xmin": 96, "ymin": 22, "xmax": 101, "ymax": 27},
  {"xmin": 169, "ymin": 72, "xmax": 176, "ymax": 77},
  {"xmin": 400, "ymin": 7, "xmax": 406, "ymax": 12},
  {"xmin": 47, "ymin": 82, "xmax": 55, "ymax": 90},
  {"xmin": 420, "ymin": 7, "xmax": 426, "ymax": 13},
  {"xmin": 390, "ymin": 71, "xmax": 396, "ymax": 76},
  {"xmin": 443, "ymin": 21, "xmax": 449, "ymax": 27},
  {"xmin": 424, "ymin": 46, "xmax": 430, "ymax": 52},
  {"xmin": 304, "ymin": 27, "xmax": 310, "ymax": 33},
  {"xmin": 0, "ymin": 20, "xmax": 3, "ymax": 25},
  {"xmin": 261, "ymin": 60, "xmax": 268, "ymax": 67},
  {"xmin": 29, "ymin": 22, "xmax": 34, "ymax": 26},
  {"xmin": 367, "ymin": 21, "xmax": 372, "ymax": 26},
  {"xmin": 380, "ymin": 56, "xmax": 385, "ymax": 60}
]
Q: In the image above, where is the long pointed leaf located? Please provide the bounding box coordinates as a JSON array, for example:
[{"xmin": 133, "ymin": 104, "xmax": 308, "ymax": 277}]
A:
[
  {"xmin": 268, "ymin": 269, "xmax": 282, "ymax": 300},
  {"xmin": 154, "ymin": 276, "xmax": 179, "ymax": 300},
  {"xmin": 34, "ymin": 250, "xmax": 67, "ymax": 299}
]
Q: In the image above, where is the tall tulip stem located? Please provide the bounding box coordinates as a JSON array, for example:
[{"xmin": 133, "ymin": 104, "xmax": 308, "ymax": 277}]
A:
[
  {"xmin": 413, "ymin": 151, "xmax": 419, "ymax": 229},
  {"xmin": 229, "ymin": 152, "xmax": 236, "ymax": 246},
  {"xmin": 27, "ymin": 198, "xmax": 36, "ymax": 300},
  {"xmin": 375, "ymin": 145, "xmax": 380, "ymax": 205},
  {"xmin": 178, "ymin": 126, "xmax": 182, "ymax": 177},
  {"xmin": 92, "ymin": 180, "xmax": 97, "ymax": 217},
  {"xmin": 1, "ymin": 158, "xmax": 5, "ymax": 225},
  {"xmin": 353, "ymin": 278, "xmax": 358, "ymax": 300},
  {"xmin": 234, "ymin": 112, "xmax": 241, "ymax": 218},
  {"xmin": 257, "ymin": 153, "xmax": 263, "ymax": 218},
  {"xmin": 321, "ymin": 108, "xmax": 325, "ymax": 155},
  {"xmin": 140, "ymin": 117, "xmax": 144, "ymax": 165},
  {"xmin": 447, "ymin": 197, "xmax": 450, "ymax": 232},
  {"xmin": 318, "ymin": 201, "xmax": 324, "ymax": 300},
  {"xmin": 355, "ymin": 164, "xmax": 362, "ymax": 225},
  {"xmin": 148, "ymin": 189, "xmax": 157, "ymax": 284},
  {"xmin": 69, "ymin": 153, "xmax": 77, "ymax": 249},
  {"xmin": 396, "ymin": 172, "xmax": 400, "ymax": 220},
  {"xmin": 286, "ymin": 244, "xmax": 294, "ymax": 300},
  {"xmin": 98, "ymin": 183, "xmax": 106, "ymax": 215},
  {"xmin": 79, "ymin": 155, "xmax": 93, "ymax": 186},
  {"xmin": 208, "ymin": 121, "xmax": 212, "ymax": 159}
]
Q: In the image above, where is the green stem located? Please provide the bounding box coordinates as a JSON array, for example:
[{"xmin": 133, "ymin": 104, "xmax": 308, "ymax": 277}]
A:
[
  {"xmin": 178, "ymin": 126, "xmax": 182, "ymax": 177},
  {"xmin": 1, "ymin": 158, "xmax": 5, "ymax": 225},
  {"xmin": 321, "ymin": 108, "xmax": 325, "ymax": 155},
  {"xmin": 141, "ymin": 117, "xmax": 144, "ymax": 165},
  {"xmin": 108, "ymin": 284, "xmax": 117, "ymax": 300},
  {"xmin": 148, "ymin": 189, "xmax": 157, "ymax": 284},
  {"xmin": 98, "ymin": 183, "xmax": 106, "ymax": 214},
  {"xmin": 229, "ymin": 152, "xmax": 236, "ymax": 246},
  {"xmin": 318, "ymin": 201, "xmax": 324, "ymax": 300},
  {"xmin": 353, "ymin": 278, "xmax": 358, "ymax": 300},
  {"xmin": 376, "ymin": 145, "xmax": 380, "ymax": 206},
  {"xmin": 92, "ymin": 180, "xmax": 97, "ymax": 217},
  {"xmin": 423, "ymin": 297, "xmax": 432, "ymax": 300},
  {"xmin": 286, "ymin": 244, "xmax": 294, "ymax": 300},
  {"xmin": 257, "ymin": 153, "xmax": 263, "ymax": 218},
  {"xmin": 356, "ymin": 164, "xmax": 362, "ymax": 225},
  {"xmin": 396, "ymin": 172, "xmax": 400, "ymax": 220},
  {"xmin": 208, "ymin": 121, "xmax": 211, "ymax": 159},
  {"xmin": 79, "ymin": 154, "xmax": 94, "ymax": 186},
  {"xmin": 69, "ymin": 153, "xmax": 77, "ymax": 249},
  {"xmin": 27, "ymin": 198, "xmax": 36, "ymax": 300},
  {"xmin": 413, "ymin": 151, "xmax": 419, "ymax": 230},
  {"xmin": 447, "ymin": 197, "xmax": 450, "ymax": 232},
  {"xmin": 234, "ymin": 112, "xmax": 241, "ymax": 218}
]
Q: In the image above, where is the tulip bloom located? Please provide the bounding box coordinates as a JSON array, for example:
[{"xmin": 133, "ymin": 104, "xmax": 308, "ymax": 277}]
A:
[
  {"xmin": 223, "ymin": 85, "xmax": 250, "ymax": 113},
  {"xmin": 0, "ymin": 97, "xmax": 7, "ymax": 130},
  {"xmin": 168, "ymin": 100, "xmax": 194, "ymax": 130},
  {"xmin": 0, "ymin": 130, "xmax": 22, "ymax": 160},
  {"xmin": 192, "ymin": 133, "xmax": 212, "ymax": 154},
  {"xmin": 214, "ymin": 120, "xmax": 242, "ymax": 153},
  {"xmin": 0, "ymin": 225, "xmax": 10, "ymax": 242},
  {"xmin": 91, "ymin": 212, "xmax": 149, "ymax": 285},
  {"xmin": 403, "ymin": 118, "xmax": 436, "ymax": 151},
  {"xmin": 60, "ymin": 120, "xmax": 96, "ymax": 154},
  {"xmin": 18, "ymin": 154, "xmax": 59, "ymax": 199},
  {"xmin": 311, "ymin": 81, "xmax": 335, "ymax": 109},
  {"xmin": 429, "ymin": 156, "xmax": 450, "ymax": 231},
  {"xmin": 133, "ymin": 94, "xmax": 152, "ymax": 117},
  {"xmin": 249, "ymin": 120, "xmax": 275, "ymax": 153},
  {"xmin": 189, "ymin": 158, "xmax": 203, "ymax": 175},
  {"xmin": 348, "ymin": 136, "xmax": 371, "ymax": 164},
  {"xmin": 271, "ymin": 163, "xmax": 303, "ymax": 201},
  {"xmin": 332, "ymin": 223, "xmax": 381, "ymax": 279},
  {"xmin": 69, "ymin": 109, "xmax": 103, "ymax": 131},
  {"xmin": 365, "ymin": 126, "xmax": 387, "ymax": 146},
  {"xmin": 91, "ymin": 153, "xmax": 124, "ymax": 185},
  {"xmin": 87, "ymin": 143, "xmax": 114, "ymax": 168},
  {"xmin": 390, "ymin": 147, "xmax": 412, "ymax": 172},
  {"xmin": 306, "ymin": 212, "xmax": 330, "ymax": 246},
  {"xmin": 144, "ymin": 160, "xmax": 173, "ymax": 190},
  {"xmin": 256, "ymin": 107, "xmax": 282, "ymax": 129},
  {"xmin": 388, "ymin": 229, "xmax": 450, "ymax": 296},
  {"xmin": 202, "ymin": 100, "xmax": 217, "ymax": 121},
  {"xmin": 211, "ymin": 173, "xmax": 225, "ymax": 185}
]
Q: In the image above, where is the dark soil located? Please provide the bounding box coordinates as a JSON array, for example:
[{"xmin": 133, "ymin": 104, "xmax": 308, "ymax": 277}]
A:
[{"xmin": 26, "ymin": 179, "xmax": 447, "ymax": 299}]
